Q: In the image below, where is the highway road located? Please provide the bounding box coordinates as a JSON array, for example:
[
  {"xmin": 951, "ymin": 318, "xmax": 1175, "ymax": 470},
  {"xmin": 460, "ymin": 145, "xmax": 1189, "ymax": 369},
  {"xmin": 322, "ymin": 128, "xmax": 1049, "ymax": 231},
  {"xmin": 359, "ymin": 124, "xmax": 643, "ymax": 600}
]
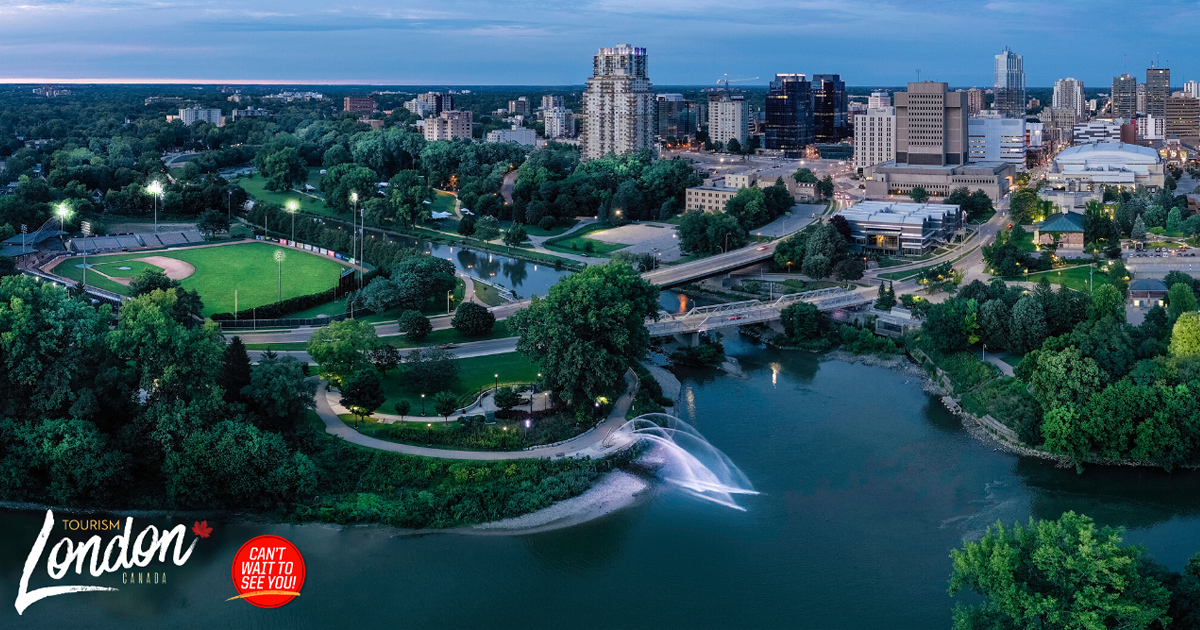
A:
[{"xmin": 641, "ymin": 242, "xmax": 780, "ymax": 288}]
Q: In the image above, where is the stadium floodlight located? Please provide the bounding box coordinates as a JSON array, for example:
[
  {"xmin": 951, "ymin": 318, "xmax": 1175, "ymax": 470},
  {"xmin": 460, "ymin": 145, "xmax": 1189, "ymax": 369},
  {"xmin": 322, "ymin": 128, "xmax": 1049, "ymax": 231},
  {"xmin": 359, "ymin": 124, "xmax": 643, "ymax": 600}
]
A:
[
  {"xmin": 146, "ymin": 180, "xmax": 164, "ymax": 233},
  {"xmin": 275, "ymin": 250, "xmax": 285, "ymax": 301},
  {"xmin": 286, "ymin": 200, "xmax": 299, "ymax": 242}
]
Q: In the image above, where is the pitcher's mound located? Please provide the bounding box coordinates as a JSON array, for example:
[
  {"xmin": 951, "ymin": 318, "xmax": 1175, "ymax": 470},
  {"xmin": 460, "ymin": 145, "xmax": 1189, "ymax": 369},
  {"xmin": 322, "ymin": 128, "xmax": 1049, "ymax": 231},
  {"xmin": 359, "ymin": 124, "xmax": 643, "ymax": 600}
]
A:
[{"xmin": 134, "ymin": 256, "xmax": 196, "ymax": 281}]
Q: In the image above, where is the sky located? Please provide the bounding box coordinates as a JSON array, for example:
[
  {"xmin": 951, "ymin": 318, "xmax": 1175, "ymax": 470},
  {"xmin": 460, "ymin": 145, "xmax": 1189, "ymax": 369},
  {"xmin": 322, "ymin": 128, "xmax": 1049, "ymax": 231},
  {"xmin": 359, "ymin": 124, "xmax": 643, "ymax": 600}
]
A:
[{"xmin": 0, "ymin": 0, "xmax": 1196, "ymax": 87}]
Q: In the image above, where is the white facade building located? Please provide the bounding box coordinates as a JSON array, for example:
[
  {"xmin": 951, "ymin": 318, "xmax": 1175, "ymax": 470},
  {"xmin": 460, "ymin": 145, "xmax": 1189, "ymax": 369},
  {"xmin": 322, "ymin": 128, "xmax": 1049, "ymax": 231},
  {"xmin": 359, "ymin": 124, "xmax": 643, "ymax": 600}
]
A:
[
  {"xmin": 707, "ymin": 93, "xmax": 749, "ymax": 147},
  {"xmin": 1185, "ymin": 81, "xmax": 1200, "ymax": 99},
  {"xmin": 1047, "ymin": 142, "xmax": 1165, "ymax": 190},
  {"xmin": 968, "ymin": 115, "xmax": 1026, "ymax": 170},
  {"xmin": 1139, "ymin": 115, "xmax": 1165, "ymax": 141},
  {"xmin": 853, "ymin": 106, "xmax": 896, "ymax": 173},
  {"xmin": 868, "ymin": 90, "xmax": 891, "ymax": 109},
  {"xmin": 1072, "ymin": 120, "xmax": 1123, "ymax": 144},
  {"xmin": 404, "ymin": 99, "xmax": 436, "ymax": 117},
  {"xmin": 178, "ymin": 108, "xmax": 222, "ymax": 126},
  {"xmin": 1052, "ymin": 78, "xmax": 1086, "ymax": 118},
  {"xmin": 423, "ymin": 110, "xmax": 473, "ymax": 141},
  {"xmin": 580, "ymin": 44, "xmax": 656, "ymax": 160},
  {"xmin": 544, "ymin": 107, "xmax": 575, "ymax": 139},
  {"xmin": 486, "ymin": 125, "xmax": 537, "ymax": 147}
]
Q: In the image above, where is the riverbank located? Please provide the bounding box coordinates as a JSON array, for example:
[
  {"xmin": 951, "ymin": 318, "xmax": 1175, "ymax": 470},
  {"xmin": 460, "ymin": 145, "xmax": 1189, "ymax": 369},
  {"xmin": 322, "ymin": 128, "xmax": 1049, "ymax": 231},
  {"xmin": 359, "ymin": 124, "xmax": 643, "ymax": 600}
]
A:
[{"xmin": 469, "ymin": 470, "xmax": 651, "ymax": 535}]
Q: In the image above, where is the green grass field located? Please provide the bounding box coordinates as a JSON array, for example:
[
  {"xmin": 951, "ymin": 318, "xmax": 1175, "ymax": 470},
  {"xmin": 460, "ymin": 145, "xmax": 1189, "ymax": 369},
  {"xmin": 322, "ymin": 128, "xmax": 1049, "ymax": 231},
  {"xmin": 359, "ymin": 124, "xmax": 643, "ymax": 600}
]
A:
[
  {"xmin": 431, "ymin": 190, "xmax": 456, "ymax": 216},
  {"xmin": 524, "ymin": 218, "xmax": 579, "ymax": 237},
  {"xmin": 543, "ymin": 224, "xmax": 628, "ymax": 256},
  {"xmin": 54, "ymin": 242, "xmax": 349, "ymax": 316},
  {"xmin": 1023, "ymin": 265, "xmax": 1110, "ymax": 292},
  {"xmin": 379, "ymin": 351, "xmax": 540, "ymax": 416},
  {"xmin": 236, "ymin": 169, "xmax": 341, "ymax": 219}
]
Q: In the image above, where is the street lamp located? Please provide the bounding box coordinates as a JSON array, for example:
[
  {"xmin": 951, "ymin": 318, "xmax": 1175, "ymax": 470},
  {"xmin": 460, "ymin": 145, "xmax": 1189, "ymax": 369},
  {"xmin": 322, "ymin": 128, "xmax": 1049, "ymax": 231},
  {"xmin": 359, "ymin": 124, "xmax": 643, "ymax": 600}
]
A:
[
  {"xmin": 421, "ymin": 393, "xmax": 426, "ymax": 416},
  {"xmin": 146, "ymin": 181, "xmax": 163, "ymax": 234},
  {"xmin": 275, "ymin": 250, "xmax": 284, "ymax": 301},
  {"xmin": 447, "ymin": 290, "xmax": 452, "ymax": 314},
  {"xmin": 286, "ymin": 200, "xmax": 298, "ymax": 243},
  {"xmin": 494, "ymin": 374, "xmax": 499, "ymax": 391}
]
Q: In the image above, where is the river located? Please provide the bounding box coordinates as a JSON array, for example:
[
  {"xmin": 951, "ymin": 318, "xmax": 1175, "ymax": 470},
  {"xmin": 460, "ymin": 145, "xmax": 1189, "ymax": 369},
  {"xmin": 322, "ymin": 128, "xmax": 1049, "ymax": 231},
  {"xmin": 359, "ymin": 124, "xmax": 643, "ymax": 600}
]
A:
[{"xmin": 4, "ymin": 335, "xmax": 1200, "ymax": 628}]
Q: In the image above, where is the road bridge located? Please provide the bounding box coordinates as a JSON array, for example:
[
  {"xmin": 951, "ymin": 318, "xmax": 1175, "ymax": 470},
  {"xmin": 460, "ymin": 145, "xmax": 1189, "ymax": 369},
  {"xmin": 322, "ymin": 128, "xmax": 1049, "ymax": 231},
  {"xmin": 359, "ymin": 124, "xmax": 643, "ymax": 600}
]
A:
[{"xmin": 646, "ymin": 287, "xmax": 871, "ymax": 342}]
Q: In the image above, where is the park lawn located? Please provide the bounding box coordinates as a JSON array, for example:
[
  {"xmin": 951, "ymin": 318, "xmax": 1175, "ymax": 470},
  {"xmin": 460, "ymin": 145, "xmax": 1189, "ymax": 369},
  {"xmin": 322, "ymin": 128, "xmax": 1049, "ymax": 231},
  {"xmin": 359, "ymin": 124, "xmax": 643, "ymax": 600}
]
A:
[
  {"xmin": 1024, "ymin": 265, "xmax": 1111, "ymax": 292},
  {"xmin": 237, "ymin": 172, "xmax": 341, "ymax": 219},
  {"xmin": 431, "ymin": 190, "xmax": 457, "ymax": 216},
  {"xmin": 379, "ymin": 351, "xmax": 540, "ymax": 417},
  {"xmin": 524, "ymin": 218, "xmax": 580, "ymax": 237},
  {"xmin": 56, "ymin": 242, "xmax": 348, "ymax": 316},
  {"xmin": 1012, "ymin": 230, "xmax": 1037, "ymax": 253},
  {"xmin": 543, "ymin": 224, "xmax": 628, "ymax": 256},
  {"xmin": 472, "ymin": 280, "xmax": 507, "ymax": 306}
]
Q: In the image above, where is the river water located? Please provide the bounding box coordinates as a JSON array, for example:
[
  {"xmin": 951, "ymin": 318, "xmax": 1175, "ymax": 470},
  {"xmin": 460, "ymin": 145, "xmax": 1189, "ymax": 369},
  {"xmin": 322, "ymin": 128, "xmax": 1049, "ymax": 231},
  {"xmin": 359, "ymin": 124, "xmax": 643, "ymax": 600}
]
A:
[{"xmin": 5, "ymin": 335, "xmax": 1200, "ymax": 628}]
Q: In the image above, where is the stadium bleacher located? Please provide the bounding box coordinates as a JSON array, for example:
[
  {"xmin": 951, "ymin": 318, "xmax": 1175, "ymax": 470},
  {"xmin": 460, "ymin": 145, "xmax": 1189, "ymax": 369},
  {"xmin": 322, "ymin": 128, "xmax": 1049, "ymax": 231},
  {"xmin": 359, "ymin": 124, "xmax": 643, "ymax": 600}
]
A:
[{"xmin": 68, "ymin": 229, "xmax": 206, "ymax": 253}]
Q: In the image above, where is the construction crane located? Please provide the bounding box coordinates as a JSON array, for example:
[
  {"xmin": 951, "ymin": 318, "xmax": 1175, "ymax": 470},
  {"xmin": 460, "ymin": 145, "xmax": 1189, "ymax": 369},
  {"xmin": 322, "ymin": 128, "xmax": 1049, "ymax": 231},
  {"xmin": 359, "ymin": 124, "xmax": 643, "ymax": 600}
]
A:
[{"xmin": 718, "ymin": 74, "xmax": 759, "ymax": 90}]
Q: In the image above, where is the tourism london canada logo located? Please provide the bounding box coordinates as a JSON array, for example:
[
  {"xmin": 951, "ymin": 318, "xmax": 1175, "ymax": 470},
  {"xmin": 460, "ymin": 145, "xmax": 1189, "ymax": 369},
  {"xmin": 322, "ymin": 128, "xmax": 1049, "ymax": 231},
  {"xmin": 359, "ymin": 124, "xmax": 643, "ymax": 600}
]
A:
[{"xmin": 14, "ymin": 510, "xmax": 305, "ymax": 614}]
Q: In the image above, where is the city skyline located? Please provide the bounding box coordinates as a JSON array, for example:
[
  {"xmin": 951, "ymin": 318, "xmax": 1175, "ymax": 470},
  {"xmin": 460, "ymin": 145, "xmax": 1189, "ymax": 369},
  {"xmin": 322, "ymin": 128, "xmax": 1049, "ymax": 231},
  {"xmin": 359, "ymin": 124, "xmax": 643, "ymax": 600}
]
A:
[{"xmin": 0, "ymin": 0, "xmax": 1195, "ymax": 87}]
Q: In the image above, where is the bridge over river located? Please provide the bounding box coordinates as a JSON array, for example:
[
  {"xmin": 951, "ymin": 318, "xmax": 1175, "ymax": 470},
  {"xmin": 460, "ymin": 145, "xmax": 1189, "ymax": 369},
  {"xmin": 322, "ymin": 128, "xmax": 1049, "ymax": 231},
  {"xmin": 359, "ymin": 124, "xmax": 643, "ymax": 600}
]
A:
[{"xmin": 646, "ymin": 287, "xmax": 871, "ymax": 343}]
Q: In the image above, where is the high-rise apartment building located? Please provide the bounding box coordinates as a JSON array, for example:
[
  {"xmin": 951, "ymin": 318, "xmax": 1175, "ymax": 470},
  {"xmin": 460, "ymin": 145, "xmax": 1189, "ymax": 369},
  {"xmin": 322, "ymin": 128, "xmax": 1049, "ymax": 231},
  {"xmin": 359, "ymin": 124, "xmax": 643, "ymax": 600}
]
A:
[
  {"xmin": 707, "ymin": 93, "xmax": 749, "ymax": 147},
  {"xmin": 178, "ymin": 107, "xmax": 222, "ymax": 126},
  {"xmin": 541, "ymin": 95, "xmax": 565, "ymax": 110},
  {"xmin": 544, "ymin": 107, "xmax": 576, "ymax": 139},
  {"xmin": 764, "ymin": 74, "xmax": 812, "ymax": 157},
  {"xmin": 1052, "ymin": 78, "xmax": 1086, "ymax": 118},
  {"xmin": 654, "ymin": 94, "xmax": 696, "ymax": 142},
  {"xmin": 868, "ymin": 90, "xmax": 891, "ymax": 109},
  {"xmin": 580, "ymin": 44, "xmax": 655, "ymax": 160},
  {"xmin": 343, "ymin": 97, "xmax": 375, "ymax": 113},
  {"xmin": 957, "ymin": 89, "xmax": 986, "ymax": 116},
  {"xmin": 1165, "ymin": 96, "xmax": 1200, "ymax": 143},
  {"xmin": 423, "ymin": 110, "xmax": 473, "ymax": 141},
  {"xmin": 508, "ymin": 97, "xmax": 531, "ymax": 117},
  {"xmin": 1185, "ymin": 81, "xmax": 1200, "ymax": 99},
  {"xmin": 993, "ymin": 48, "xmax": 1026, "ymax": 119},
  {"xmin": 895, "ymin": 81, "xmax": 969, "ymax": 166},
  {"xmin": 1146, "ymin": 67, "xmax": 1170, "ymax": 117},
  {"xmin": 811, "ymin": 74, "xmax": 848, "ymax": 142},
  {"xmin": 1111, "ymin": 74, "xmax": 1138, "ymax": 118},
  {"xmin": 417, "ymin": 92, "xmax": 453, "ymax": 115},
  {"xmin": 853, "ymin": 107, "xmax": 896, "ymax": 173}
]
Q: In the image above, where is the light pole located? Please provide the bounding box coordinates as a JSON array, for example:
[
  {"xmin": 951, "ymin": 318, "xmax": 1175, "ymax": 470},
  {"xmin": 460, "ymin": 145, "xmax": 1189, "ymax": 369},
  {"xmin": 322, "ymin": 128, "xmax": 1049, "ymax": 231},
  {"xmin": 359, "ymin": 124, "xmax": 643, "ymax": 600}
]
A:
[
  {"xmin": 350, "ymin": 191, "xmax": 360, "ymax": 287},
  {"xmin": 447, "ymin": 290, "xmax": 452, "ymax": 314},
  {"xmin": 227, "ymin": 189, "xmax": 233, "ymax": 222},
  {"xmin": 494, "ymin": 373, "xmax": 499, "ymax": 391},
  {"xmin": 146, "ymin": 181, "xmax": 163, "ymax": 234},
  {"xmin": 420, "ymin": 393, "xmax": 426, "ymax": 416},
  {"xmin": 982, "ymin": 343, "xmax": 987, "ymax": 362},
  {"xmin": 275, "ymin": 250, "xmax": 284, "ymax": 301},
  {"xmin": 286, "ymin": 200, "xmax": 298, "ymax": 243}
]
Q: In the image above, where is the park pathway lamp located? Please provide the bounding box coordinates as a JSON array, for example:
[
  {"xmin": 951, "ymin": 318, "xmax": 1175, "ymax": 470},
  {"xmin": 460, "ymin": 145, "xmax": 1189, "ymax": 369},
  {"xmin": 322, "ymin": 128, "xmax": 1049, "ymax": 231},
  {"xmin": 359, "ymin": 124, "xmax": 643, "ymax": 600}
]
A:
[
  {"xmin": 494, "ymin": 374, "xmax": 499, "ymax": 391},
  {"xmin": 447, "ymin": 290, "xmax": 452, "ymax": 314},
  {"xmin": 421, "ymin": 393, "xmax": 426, "ymax": 416},
  {"xmin": 286, "ymin": 200, "xmax": 299, "ymax": 242},
  {"xmin": 146, "ymin": 181, "xmax": 163, "ymax": 233},
  {"xmin": 275, "ymin": 250, "xmax": 284, "ymax": 301}
]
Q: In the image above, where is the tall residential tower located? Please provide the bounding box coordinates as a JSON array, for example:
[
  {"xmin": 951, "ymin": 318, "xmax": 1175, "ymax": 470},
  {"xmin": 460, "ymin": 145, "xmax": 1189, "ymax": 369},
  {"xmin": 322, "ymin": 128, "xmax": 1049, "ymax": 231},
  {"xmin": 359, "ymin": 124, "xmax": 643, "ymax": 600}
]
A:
[
  {"xmin": 993, "ymin": 47, "xmax": 1026, "ymax": 119},
  {"xmin": 580, "ymin": 45, "xmax": 656, "ymax": 160}
]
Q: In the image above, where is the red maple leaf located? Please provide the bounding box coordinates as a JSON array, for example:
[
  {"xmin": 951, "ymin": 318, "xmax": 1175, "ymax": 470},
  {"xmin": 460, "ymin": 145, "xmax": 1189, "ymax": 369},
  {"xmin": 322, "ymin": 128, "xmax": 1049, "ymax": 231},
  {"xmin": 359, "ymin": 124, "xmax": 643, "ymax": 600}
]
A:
[{"xmin": 191, "ymin": 520, "xmax": 213, "ymax": 538}]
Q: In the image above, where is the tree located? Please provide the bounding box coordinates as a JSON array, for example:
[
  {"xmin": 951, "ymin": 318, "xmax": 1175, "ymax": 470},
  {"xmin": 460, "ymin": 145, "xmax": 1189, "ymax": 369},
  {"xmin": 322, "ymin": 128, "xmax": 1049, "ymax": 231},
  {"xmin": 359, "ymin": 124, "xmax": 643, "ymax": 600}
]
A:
[
  {"xmin": 801, "ymin": 253, "xmax": 831, "ymax": 279},
  {"xmin": 1168, "ymin": 282, "xmax": 1198, "ymax": 322},
  {"xmin": 457, "ymin": 215, "xmax": 476, "ymax": 237},
  {"xmin": 404, "ymin": 347, "xmax": 459, "ymax": 393},
  {"xmin": 1167, "ymin": 207, "xmax": 1183, "ymax": 235},
  {"xmin": 475, "ymin": 215, "xmax": 501, "ymax": 241},
  {"xmin": 244, "ymin": 353, "xmax": 316, "ymax": 430},
  {"xmin": 218, "ymin": 336, "xmax": 253, "ymax": 403},
  {"xmin": 367, "ymin": 344, "xmax": 402, "ymax": 374},
  {"xmin": 340, "ymin": 369, "xmax": 385, "ymax": 422},
  {"xmin": 433, "ymin": 390, "xmax": 458, "ymax": 420},
  {"xmin": 0, "ymin": 256, "xmax": 17, "ymax": 278},
  {"xmin": 503, "ymin": 223, "xmax": 527, "ymax": 247},
  {"xmin": 1089, "ymin": 284, "xmax": 1126, "ymax": 322},
  {"xmin": 978, "ymin": 299, "xmax": 1011, "ymax": 351},
  {"xmin": 875, "ymin": 282, "xmax": 897, "ymax": 311},
  {"xmin": 817, "ymin": 176, "xmax": 835, "ymax": 199},
  {"xmin": 725, "ymin": 137, "xmax": 742, "ymax": 154},
  {"xmin": 792, "ymin": 168, "xmax": 817, "ymax": 184},
  {"xmin": 949, "ymin": 512, "xmax": 1171, "ymax": 630},
  {"xmin": 1029, "ymin": 346, "xmax": 1106, "ymax": 411},
  {"xmin": 406, "ymin": 314, "xmax": 432, "ymax": 341},
  {"xmin": 1170, "ymin": 312, "xmax": 1200, "ymax": 359},
  {"xmin": 452, "ymin": 302, "xmax": 495, "ymax": 336},
  {"xmin": 508, "ymin": 262, "xmax": 659, "ymax": 406},
  {"xmin": 833, "ymin": 258, "xmax": 864, "ymax": 281},
  {"xmin": 385, "ymin": 170, "xmax": 432, "ymax": 227},
  {"xmin": 1009, "ymin": 296, "xmax": 1048, "ymax": 354},
  {"xmin": 261, "ymin": 147, "xmax": 308, "ymax": 192},
  {"xmin": 909, "ymin": 186, "xmax": 929, "ymax": 203},
  {"xmin": 320, "ymin": 164, "xmax": 378, "ymax": 215},
  {"xmin": 197, "ymin": 209, "xmax": 231, "ymax": 238},
  {"xmin": 394, "ymin": 400, "xmax": 412, "ymax": 419},
  {"xmin": 1008, "ymin": 188, "xmax": 1039, "ymax": 225},
  {"xmin": 923, "ymin": 299, "xmax": 976, "ymax": 352},
  {"xmin": 780, "ymin": 302, "xmax": 821, "ymax": 341},
  {"xmin": 306, "ymin": 318, "xmax": 380, "ymax": 385},
  {"xmin": 493, "ymin": 386, "xmax": 520, "ymax": 412},
  {"xmin": 1132, "ymin": 215, "xmax": 1148, "ymax": 242}
]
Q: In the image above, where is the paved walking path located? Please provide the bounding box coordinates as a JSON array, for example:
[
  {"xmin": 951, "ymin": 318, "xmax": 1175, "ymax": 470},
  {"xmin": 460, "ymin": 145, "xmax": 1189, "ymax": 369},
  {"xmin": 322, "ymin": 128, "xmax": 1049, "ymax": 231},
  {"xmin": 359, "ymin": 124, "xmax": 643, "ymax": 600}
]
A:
[
  {"xmin": 983, "ymin": 354, "xmax": 1016, "ymax": 377},
  {"xmin": 314, "ymin": 371, "xmax": 638, "ymax": 460}
]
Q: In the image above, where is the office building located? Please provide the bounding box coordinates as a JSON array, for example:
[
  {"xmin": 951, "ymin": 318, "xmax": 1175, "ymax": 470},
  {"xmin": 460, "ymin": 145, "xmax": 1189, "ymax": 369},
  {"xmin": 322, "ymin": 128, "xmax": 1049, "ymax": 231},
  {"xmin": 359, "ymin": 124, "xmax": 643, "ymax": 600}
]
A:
[
  {"xmin": 868, "ymin": 90, "xmax": 891, "ymax": 109},
  {"xmin": 835, "ymin": 200, "xmax": 963, "ymax": 255},
  {"xmin": 865, "ymin": 82, "xmax": 1014, "ymax": 201},
  {"xmin": 343, "ymin": 97, "xmax": 375, "ymax": 114},
  {"xmin": 684, "ymin": 185, "xmax": 740, "ymax": 212},
  {"xmin": 486, "ymin": 125, "xmax": 537, "ymax": 146},
  {"xmin": 853, "ymin": 107, "xmax": 896, "ymax": 173},
  {"xmin": 423, "ymin": 110, "xmax": 473, "ymax": 141},
  {"xmin": 1137, "ymin": 83, "xmax": 1148, "ymax": 114},
  {"xmin": 1073, "ymin": 119, "xmax": 1123, "ymax": 144},
  {"xmin": 764, "ymin": 74, "xmax": 812, "ymax": 157},
  {"xmin": 231, "ymin": 108, "xmax": 269, "ymax": 121},
  {"xmin": 1165, "ymin": 96, "xmax": 1200, "ymax": 144},
  {"xmin": 1053, "ymin": 78, "xmax": 1086, "ymax": 118},
  {"xmin": 957, "ymin": 88, "xmax": 986, "ymax": 116},
  {"xmin": 1112, "ymin": 74, "xmax": 1138, "ymax": 118},
  {"xmin": 580, "ymin": 44, "xmax": 656, "ymax": 160},
  {"xmin": 1049, "ymin": 108, "xmax": 1079, "ymax": 141},
  {"xmin": 509, "ymin": 97, "xmax": 531, "ymax": 117},
  {"xmin": 1147, "ymin": 67, "xmax": 1170, "ymax": 117},
  {"xmin": 993, "ymin": 48, "xmax": 1026, "ymax": 119},
  {"xmin": 707, "ymin": 92, "xmax": 749, "ymax": 148},
  {"xmin": 541, "ymin": 95, "xmax": 565, "ymax": 110},
  {"xmin": 1140, "ymin": 115, "xmax": 1165, "ymax": 141},
  {"xmin": 1185, "ymin": 81, "xmax": 1200, "ymax": 99},
  {"xmin": 968, "ymin": 115, "xmax": 1026, "ymax": 170},
  {"xmin": 544, "ymin": 107, "xmax": 576, "ymax": 139},
  {"xmin": 178, "ymin": 108, "xmax": 222, "ymax": 126},
  {"xmin": 811, "ymin": 74, "xmax": 848, "ymax": 142},
  {"xmin": 655, "ymin": 94, "xmax": 696, "ymax": 142}
]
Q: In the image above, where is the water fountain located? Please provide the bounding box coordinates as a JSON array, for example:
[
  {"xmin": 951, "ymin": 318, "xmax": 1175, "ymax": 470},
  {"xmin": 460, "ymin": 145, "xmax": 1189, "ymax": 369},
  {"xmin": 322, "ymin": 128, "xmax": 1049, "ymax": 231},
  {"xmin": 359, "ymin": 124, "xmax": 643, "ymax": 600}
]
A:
[{"xmin": 606, "ymin": 413, "xmax": 759, "ymax": 511}]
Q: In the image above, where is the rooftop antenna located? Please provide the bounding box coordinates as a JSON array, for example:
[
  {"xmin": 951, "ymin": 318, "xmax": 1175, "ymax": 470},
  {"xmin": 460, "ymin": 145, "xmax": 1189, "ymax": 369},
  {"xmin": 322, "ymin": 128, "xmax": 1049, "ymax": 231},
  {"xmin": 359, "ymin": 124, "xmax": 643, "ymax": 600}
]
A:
[{"xmin": 916, "ymin": 69, "xmax": 921, "ymax": 82}]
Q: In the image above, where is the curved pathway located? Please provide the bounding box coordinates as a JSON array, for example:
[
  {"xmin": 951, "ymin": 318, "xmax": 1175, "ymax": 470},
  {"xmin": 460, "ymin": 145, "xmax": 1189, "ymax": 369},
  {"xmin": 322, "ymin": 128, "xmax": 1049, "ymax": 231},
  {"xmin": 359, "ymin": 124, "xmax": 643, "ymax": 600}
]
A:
[{"xmin": 314, "ymin": 371, "xmax": 637, "ymax": 460}]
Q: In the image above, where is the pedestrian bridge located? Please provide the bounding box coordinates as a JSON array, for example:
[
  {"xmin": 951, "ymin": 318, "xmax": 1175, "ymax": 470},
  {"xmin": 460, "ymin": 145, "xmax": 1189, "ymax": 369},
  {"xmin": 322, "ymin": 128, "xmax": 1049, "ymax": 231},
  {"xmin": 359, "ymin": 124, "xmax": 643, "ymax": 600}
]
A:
[{"xmin": 646, "ymin": 287, "xmax": 872, "ymax": 338}]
